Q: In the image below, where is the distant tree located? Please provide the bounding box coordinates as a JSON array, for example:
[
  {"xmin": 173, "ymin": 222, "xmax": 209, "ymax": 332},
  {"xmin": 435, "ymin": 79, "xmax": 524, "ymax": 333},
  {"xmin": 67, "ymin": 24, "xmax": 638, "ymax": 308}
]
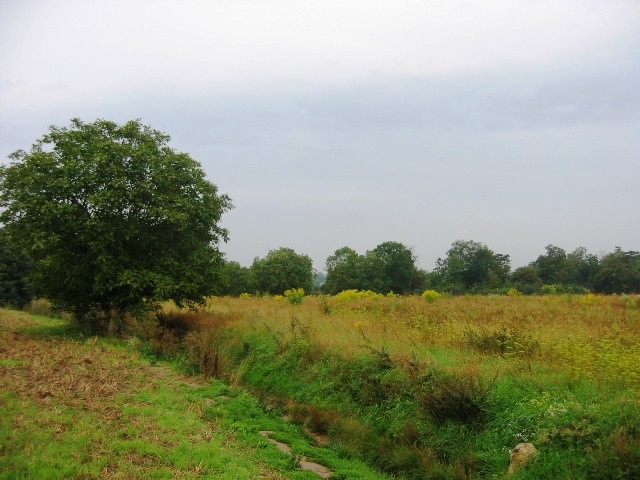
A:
[
  {"xmin": 423, "ymin": 270, "xmax": 444, "ymax": 291},
  {"xmin": 510, "ymin": 266, "xmax": 542, "ymax": 294},
  {"xmin": 565, "ymin": 247, "xmax": 599, "ymax": 289},
  {"xmin": 435, "ymin": 240, "xmax": 510, "ymax": 292},
  {"xmin": 219, "ymin": 261, "xmax": 256, "ymax": 296},
  {"xmin": 593, "ymin": 248, "xmax": 640, "ymax": 294},
  {"xmin": 529, "ymin": 245, "xmax": 599, "ymax": 290},
  {"xmin": 0, "ymin": 231, "xmax": 33, "ymax": 308},
  {"xmin": 363, "ymin": 241, "xmax": 421, "ymax": 294},
  {"xmin": 324, "ymin": 242, "xmax": 422, "ymax": 294},
  {"xmin": 323, "ymin": 246, "xmax": 365, "ymax": 295},
  {"xmin": 0, "ymin": 119, "xmax": 232, "ymax": 327},
  {"xmin": 530, "ymin": 245, "xmax": 568, "ymax": 285},
  {"xmin": 252, "ymin": 248, "xmax": 313, "ymax": 295}
]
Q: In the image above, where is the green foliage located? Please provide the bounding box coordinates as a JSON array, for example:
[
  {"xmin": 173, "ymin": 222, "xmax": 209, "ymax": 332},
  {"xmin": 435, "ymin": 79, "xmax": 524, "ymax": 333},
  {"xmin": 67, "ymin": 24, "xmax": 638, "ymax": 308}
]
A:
[
  {"xmin": 2, "ymin": 311, "xmax": 386, "ymax": 479},
  {"xmin": 421, "ymin": 289, "xmax": 442, "ymax": 303},
  {"xmin": 0, "ymin": 231, "xmax": 33, "ymax": 308},
  {"xmin": 435, "ymin": 239, "xmax": 511, "ymax": 292},
  {"xmin": 0, "ymin": 119, "xmax": 232, "ymax": 325},
  {"xmin": 218, "ymin": 261, "xmax": 256, "ymax": 296},
  {"xmin": 594, "ymin": 247, "xmax": 640, "ymax": 294},
  {"xmin": 324, "ymin": 242, "xmax": 423, "ymax": 295},
  {"xmin": 323, "ymin": 246, "xmax": 364, "ymax": 295},
  {"xmin": 104, "ymin": 294, "xmax": 640, "ymax": 479},
  {"xmin": 364, "ymin": 241, "xmax": 422, "ymax": 294},
  {"xmin": 284, "ymin": 287, "xmax": 305, "ymax": 305},
  {"xmin": 541, "ymin": 284, "xmax": 560, "ymax": 295},
  {"xmin": 533, "ymin": 244, "xmax": 569, "ymax": 285},
  {"xmin": 252, "ymin": 247, "xmax": 313, "ymax": 295},
  {"xmin": 529, "ymin": 245, "xmax": 599, "ymax": 292},
  {"xmin": 334, "ymin": 289, "xmax": 383, "ymax": 301},
  {"xmin": 510, "ymin": 266, "xmax": 543, "ymax": 294}
]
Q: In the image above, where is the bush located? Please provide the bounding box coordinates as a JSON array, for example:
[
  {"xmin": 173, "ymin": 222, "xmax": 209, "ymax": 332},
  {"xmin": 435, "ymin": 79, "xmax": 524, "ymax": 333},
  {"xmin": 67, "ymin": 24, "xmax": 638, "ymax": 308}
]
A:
[
  {"xmin": 421, "ymin": 289, "xmax": 442, "ymax": 303},
  {"xmin": 334, "ymin": 289, "xmax": 383, "ymax": 301},
  {"xmin": 420, "ymin": 368, "xmax": 497, "ymax": 426},
  {"xmin": 284, "ymin": 288, "xmax": 305, "ymax": 305},
  {"xmin": 22, "ymin": 298, "xmax": 54, "ymax": 317}
]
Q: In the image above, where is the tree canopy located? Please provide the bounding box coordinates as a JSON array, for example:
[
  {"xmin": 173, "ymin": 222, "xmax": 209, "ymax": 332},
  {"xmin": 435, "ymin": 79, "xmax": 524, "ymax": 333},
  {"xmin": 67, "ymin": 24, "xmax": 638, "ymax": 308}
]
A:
[
  {"xmin": 323, "ymin": 246, "xmax": 363, "ymax": 295},
  {"xmin": 0, "ymin": 119, "xmax": 232, "ymax": 324},
  {"xmin": 434, "ymin": 240, "xmax": 510, "ymax": 292},
  {"xmin": 0, "ymin": 230, "xmax": 33, "ymax": 308},
  {"xmin": 593, "ymin": 248, "xmax": 640, "ymax": 294},
  {"xmin": 323, "ymin": 241, "xmax": 423, "ymax": 295},
  {"xmin": 252, "ymin": 247, "xmax": 314, "ymax": 295}
]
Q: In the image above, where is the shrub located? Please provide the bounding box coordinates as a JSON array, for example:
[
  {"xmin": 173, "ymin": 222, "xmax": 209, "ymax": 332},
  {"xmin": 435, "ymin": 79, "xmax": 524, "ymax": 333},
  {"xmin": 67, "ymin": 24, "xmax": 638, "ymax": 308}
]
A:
[
  {"xmin": 22, "ymin": 298, "xmax": 54, "ymax": 317},
  {"xmin": 284, "ymin": 288, "xmax": 305, "ymax": 305},
  {"xmin": 541, "ymin": 284, "xmax": 559, "ymax": 295},
  {"xmin": 420, "ymin": 368, "xmax": 497, "ymax": 426},
  {"xmin": 335, "ymin": 289, "xmax": 383, "ymax": 301},
  {"xmin": 421, "ymin": 289, "xmax": 442, "ymax": 303}
]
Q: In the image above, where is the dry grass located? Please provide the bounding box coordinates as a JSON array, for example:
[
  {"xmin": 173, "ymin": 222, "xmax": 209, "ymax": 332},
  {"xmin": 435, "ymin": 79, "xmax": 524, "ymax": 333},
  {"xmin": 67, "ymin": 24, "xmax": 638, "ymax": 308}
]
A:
[
  {"xmin": 181, "ymin": 294, "xmax": 640, "ymax": 390},
  {"xmin": 133, "ymin": 293, "xmax": 640, "ymax": 479}
]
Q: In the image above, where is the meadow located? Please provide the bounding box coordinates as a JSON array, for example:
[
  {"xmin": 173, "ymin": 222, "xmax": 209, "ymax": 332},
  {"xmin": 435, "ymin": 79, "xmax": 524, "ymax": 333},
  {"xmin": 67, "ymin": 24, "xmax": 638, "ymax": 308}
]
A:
[
  {"xmin": 149, "ymin": 292, "xmax": 640, "ymax": 479},
  {"xmin": 3, "ymin": 293, "xmax": 639, "ymax": 479}
]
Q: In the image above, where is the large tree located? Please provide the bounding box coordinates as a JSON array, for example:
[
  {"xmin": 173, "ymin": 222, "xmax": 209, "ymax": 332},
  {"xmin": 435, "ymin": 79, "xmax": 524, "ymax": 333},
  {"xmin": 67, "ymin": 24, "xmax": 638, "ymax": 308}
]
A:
[
  {"xmin": 529, "ymin": 245, "xmax": 599, "ymax": 290},
  {"xmin": 530, "ymin": 245, "xmax": 568, "ymax": 285},
  {"xmin": 324, "ymin": 242, "xmax": 423, "ymax": 294},
  {"xmin": 593, "ymin": 248, "xmax": 640, "ymax": 294},
  {"xmin": 0, "ymin": 230, "xmax": 33, "ymax": 308},
  {"xmin": 363, "ymin": 241, "xmax": 422, "ymax": 294},
  {"xmin": 0, "ymin": 119, "xmax": 232, "ymax": 325},
  {"xmin": 219, "ymin": 261, "xmax": 257, "ymax": 296},
  {"xmin": 323, "ymin": 246, "xmax": 364, "ymax": 295},
  {"xmin": 252, "ymin": 247, "xmax": 313, "ymax": 295},
  {"xmin": 435, "ymin": 240, "xmax": 510, "ymax": 292}
]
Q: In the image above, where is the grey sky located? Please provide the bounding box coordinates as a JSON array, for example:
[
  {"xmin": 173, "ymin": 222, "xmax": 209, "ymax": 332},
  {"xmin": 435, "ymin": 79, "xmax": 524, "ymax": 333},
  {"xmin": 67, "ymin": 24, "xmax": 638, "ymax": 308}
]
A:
[{"xmin": 1, "ymin": 0, "xmax": 639, "ymax": 271}]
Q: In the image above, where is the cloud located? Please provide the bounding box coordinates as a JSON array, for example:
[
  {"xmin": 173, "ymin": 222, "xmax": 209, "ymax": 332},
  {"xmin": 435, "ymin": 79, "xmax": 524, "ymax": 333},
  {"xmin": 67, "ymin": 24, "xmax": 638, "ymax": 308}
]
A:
[
  {"xmin": 1, "ymin": 0, "xmax": 638, "ymax": 271},
  {"xmin": 2, "ymin": 0, "xmax": 639, "ymax": 106}
]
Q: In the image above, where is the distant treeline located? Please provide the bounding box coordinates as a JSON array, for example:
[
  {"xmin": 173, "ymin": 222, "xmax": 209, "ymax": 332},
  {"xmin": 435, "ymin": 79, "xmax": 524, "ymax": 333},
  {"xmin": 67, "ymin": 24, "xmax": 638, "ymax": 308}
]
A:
[
  {"xmin": 215, "ymin": 240, "xmax": 639, "ymax": 297},
  {"xmin": 1, "ymin": 238, "xmax": 638, "ymax": 308}
]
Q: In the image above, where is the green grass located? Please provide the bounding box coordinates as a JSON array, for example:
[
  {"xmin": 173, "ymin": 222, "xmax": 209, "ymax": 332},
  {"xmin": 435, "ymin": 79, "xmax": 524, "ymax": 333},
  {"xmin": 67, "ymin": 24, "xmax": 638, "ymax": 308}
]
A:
[
  {"xmin": 150, "ymin": 295, "xmax": 640, "ymax": 479},
  {"xmin": 6, "ymin": 294, "xmax": 640, "ymax": 478},
  {"xmin": 0, "ymin": 309, "xmax": 388, "ymax": 479}
]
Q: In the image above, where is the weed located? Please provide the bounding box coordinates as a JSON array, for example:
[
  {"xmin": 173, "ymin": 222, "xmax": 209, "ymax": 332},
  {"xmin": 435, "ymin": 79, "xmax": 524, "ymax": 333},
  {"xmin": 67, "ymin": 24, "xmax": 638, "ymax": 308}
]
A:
[
  {"xmin": 284, "ymin": 288, "xmax": 305, "ymax": 305},
  {"xmin": 86, "ymin": 294, "xmax": 640, "ymax": 479},
  {"xmin": 465, "ymin": 326, "xmax": 540, "ymax": 358},
  {"xmin": 422, "ymin": 289, "xmax": 442, "ymax": 303},
  {"xmin": 420, "ymin": 367, "xmax": 498, "ymax": 426}
]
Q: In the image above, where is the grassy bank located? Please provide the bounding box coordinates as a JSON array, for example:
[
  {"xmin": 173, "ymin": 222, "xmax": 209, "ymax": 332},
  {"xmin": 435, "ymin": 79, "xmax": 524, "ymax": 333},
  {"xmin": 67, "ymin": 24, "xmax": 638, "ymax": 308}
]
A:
[
  {"xmin": 147, "ymin": 293, "xmax": 640, "ymax": 479},
  {"xmin": 0, "ymin": 309, "xmax": 387, "ymax": 479}
]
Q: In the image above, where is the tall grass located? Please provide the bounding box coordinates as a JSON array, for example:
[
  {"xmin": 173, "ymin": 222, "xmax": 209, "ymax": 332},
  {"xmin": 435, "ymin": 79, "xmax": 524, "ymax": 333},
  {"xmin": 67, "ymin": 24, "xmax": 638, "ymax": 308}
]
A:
[{"xmin": 140, "ymin": 294, "xmax": 640, "ymax": 478}]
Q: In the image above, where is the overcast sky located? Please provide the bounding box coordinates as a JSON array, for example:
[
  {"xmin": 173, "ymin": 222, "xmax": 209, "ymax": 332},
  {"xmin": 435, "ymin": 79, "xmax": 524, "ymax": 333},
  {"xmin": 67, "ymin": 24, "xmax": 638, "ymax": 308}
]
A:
[{"xmin": 1, "ymin": 0, "xmax": 639, "ymax": 271}]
